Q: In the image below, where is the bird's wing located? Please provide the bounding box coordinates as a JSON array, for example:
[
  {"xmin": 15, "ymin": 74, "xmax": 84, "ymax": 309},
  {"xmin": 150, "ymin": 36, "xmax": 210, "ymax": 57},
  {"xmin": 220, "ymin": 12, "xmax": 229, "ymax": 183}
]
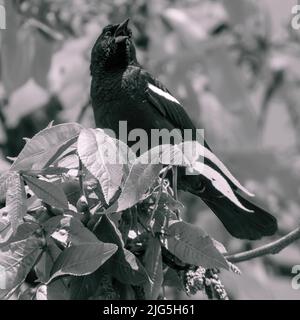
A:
[
  {"xmin": 139, "ymin": 68, "xmax": 251, "ymax": 194},
  {"xmin": 140, "ymin": 69, "xmax": 199, "ymax": 133}
]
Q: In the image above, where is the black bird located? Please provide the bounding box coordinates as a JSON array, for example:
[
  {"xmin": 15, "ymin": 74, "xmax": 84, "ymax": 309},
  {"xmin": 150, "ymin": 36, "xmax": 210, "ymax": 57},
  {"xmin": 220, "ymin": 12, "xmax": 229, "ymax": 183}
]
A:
[{"xmin": 90, "ymin": 19, "xmax": 277, "ymax": 240}]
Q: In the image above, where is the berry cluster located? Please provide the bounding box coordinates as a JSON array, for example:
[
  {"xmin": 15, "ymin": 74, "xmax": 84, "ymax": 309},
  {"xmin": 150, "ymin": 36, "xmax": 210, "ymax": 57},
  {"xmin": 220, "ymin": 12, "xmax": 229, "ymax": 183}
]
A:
[
  {"xmin": 204, "ymin": 269, "xmax": 228, "ymax": 300},
  {"xmin": 183, "ymin": 266, "xmax": 206, "ymax": 295},
  {"xmin": 182, "ymin": 267, "xmax": 229, "ymax": 300}
]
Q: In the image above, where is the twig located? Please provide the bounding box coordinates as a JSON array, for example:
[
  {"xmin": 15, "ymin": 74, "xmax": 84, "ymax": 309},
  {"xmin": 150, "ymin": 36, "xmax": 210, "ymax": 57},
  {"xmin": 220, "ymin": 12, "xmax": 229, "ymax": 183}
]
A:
[
  {"xmin": 225, "ymin": 226, "xmax": 300, "ymax": 263},
  {"xmin": 172, "ymin": 166, "xmax": 178, "ymax": 201},
  {"xmin": 78, "ymin": 159, "xmax": 86, "ymax": 198}
]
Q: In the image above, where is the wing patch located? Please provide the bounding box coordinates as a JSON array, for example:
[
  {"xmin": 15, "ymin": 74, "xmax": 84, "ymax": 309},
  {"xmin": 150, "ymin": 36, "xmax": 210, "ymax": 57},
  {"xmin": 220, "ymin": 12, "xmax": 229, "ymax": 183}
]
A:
[{"xmin": 148, "ymin": 83, "xmax": 181, "ymax": 105}]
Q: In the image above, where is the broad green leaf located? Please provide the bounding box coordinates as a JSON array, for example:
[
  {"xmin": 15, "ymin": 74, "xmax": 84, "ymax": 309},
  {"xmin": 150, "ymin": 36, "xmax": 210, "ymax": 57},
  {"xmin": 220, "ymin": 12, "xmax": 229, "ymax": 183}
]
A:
[
  {"xmin": 56, "ymin": 154, "xmax": 79, "ymax": 170},
  {"xmin": 36, "ymin": 279, "xmax": 70, "ymax": 300},
  {"xmin": 143, "ymin": 236, "xmax": 163, "ymax": 300},
  {"xmin": 69, "ymin": 272, "xmax": 99, "ymax": 300},
  {"xmin": 48, "ymin": 242, "xmax": 117, "ymax": 282},
  {"xmin": 8, "ymin": 222, "xmax": 39, "ymax": 244},
  {"xmin": 10, "ymin": 123, "xmax": 82, "ymax": 171},
  {"xmin": 35, "ymin": 238, "xmax": 62, "ymax": 283},
  {"xmin": 35, "ymin": 251, "xmax": 53, "ymax": 284},
  {"xmin": 61, "ymin": 181, "xmax": 81, "ymax": 206},
  {"xmin": 94, "ymin": 215, "xmax": 149, "ymax": 285},
  {"xmin": 24, "ymin": 175, "xmax": 69, "ymax": 209},
  {"xmin": 78, "ymin": 129, "xmax": 126, "ymax": 205},
  {"xmin": 108, "ymin": 143, "xmax": 249, "ymax": 213},
  {"xmin": 212, "ymin": 239, "xmax": 227, "ymax": 254},
  {"xmin": 163, "ymin": 268, "xmax": 182, "ymax": 289},
  {"xmin": 164, "ymin": 221, "xmax": 229, "ymax": 270},
  {"xmin": 43, "ymin": 216, "xmax": 99, "ymax": 247},
  {"xmin": 105, "ymin": 160, "xmax": 162, "ymax": 214},
  {"xmin": 0, "ymin": 173, "xmax": 27, "ymax": 243},
  {"xmin": 24, "ymin": 167, "xmax": 70, "ymax": 176},
  {"xmin": 0, "ymin": 234, "xmax": 44, "ymax": 299},
  {"xmin": 142, "ymin": 142, "xmax": 253, "ymax": 197},
  {"xmin": 0, "ymin": 209, "xmax": 13, "ymax": 245},
  {"xmin": 0, "ymin": 171, "xmax": 16, "ymax": 202}
]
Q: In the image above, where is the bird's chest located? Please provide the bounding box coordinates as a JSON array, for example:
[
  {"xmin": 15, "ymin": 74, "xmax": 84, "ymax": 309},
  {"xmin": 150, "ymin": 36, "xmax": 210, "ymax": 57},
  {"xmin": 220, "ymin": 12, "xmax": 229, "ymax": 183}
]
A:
[{"xmin": 92, "ymin": 90, "xmax": 143, "ymax": 133}]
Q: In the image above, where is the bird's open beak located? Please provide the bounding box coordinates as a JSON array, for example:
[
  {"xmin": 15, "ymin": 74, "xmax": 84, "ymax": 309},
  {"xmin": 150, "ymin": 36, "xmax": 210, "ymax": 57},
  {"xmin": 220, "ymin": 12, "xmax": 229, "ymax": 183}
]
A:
[{"xmin": 114, "ymin": 18, "xmax": 130, "ymax": 43}]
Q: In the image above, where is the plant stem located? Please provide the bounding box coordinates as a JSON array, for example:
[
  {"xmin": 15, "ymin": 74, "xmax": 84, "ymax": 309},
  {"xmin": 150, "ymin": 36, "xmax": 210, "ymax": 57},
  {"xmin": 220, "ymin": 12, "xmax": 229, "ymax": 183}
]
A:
[
  {"xmin": 149, "ymin": 165, "xmax": 172, "ymax": 224},
  {"xmin": 225, "ymin": 226, "xmax": 300, "ymax": 263}
]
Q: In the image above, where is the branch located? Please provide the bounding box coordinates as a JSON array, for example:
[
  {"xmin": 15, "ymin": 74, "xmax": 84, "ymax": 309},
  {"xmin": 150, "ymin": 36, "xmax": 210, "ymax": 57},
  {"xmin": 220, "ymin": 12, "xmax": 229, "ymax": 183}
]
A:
[{"xmin": 225, "ymin": 226, "xmax": 300, "ymax": 263}]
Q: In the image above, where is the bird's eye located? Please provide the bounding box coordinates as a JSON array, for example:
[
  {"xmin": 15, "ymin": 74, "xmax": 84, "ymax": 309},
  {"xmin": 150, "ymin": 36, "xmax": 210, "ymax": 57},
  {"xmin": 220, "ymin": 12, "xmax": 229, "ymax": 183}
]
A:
[{"xmin": 105, "ymin": 31, "xmax": 112, "ymax": 37}]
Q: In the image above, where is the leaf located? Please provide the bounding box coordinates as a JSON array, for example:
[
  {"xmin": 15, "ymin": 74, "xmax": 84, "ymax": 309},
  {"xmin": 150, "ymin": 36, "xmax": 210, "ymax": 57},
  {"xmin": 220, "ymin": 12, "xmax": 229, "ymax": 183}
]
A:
[
  {"xmin": 110, "ymin": 142, "xmax": 249, "ymax": 212},
  {"xmin": 164, "ymin": 221, "xmax": 229, "ymax": 270},
  {"xmin": 43, "ymin": 216, "xmax": 99, "ymax": 247},
  {"xmin": 69, "ymin": 273, "xmax": 99, "ymax": 300},
  {"xmin": 143, "ymin": 236, "xmax": 163, "ymax": 300},
  {"xmin": 36, "ymin": 279, "xmax": 70, "ymax": 300},
  {"xmin": 94, "ymin": 215, "xmax": 149, "ymax": 285},
  {"xmin": 78, "ymin": 129, "xmax": 125, "ymax": 205},
  {"xmin": 129, "ymin": 142, "xmax": 253, "ymax": 199},
  {"xmin": 7, "ymin": 222, "xmax": 40, "ymax": 244},
  {"xmin": 212, "ymin": 239, "xmax": 227, "ymax": 254},
  {"xmin": 0, "ymin": 234, "xmax": 44, "ymax": 299},
  {"xmin": 35, "ymin": 251, "xmax": 52, "ymax": 284},
  {"xmin": 60, "ymin": 181, "xmax": 81, "ymax": 207},
  {"xmin": 48, "ymin": 242, "xmax": 117, "ymax": 282},
  {"xmin": 0, "ymin": 173, "xmax": 27, "ymax": 243},
  {"xmin": 106, "ymin": 159, "xmax": 163, "ymax": 214},
  {"xmin": 24, "ymin": 167, "xmax": 70, "ymax": 176},
  {"xmin": 10, "ymin": 123, "xmax": 83, "ymax": 172},
  {"xmin": 56, "ymin": 154, "xmax": 79, "ymax": 171},
  {"xmin": 163, "ymin": 268, "xmax": 182, "ymax": 289},
  {"xmin": 145, "ymin": 142, "xmax": 253, "ymax": 197},
  {"xmin": 0, "ymin": 171, "xmax": 16, "ymax": 202},
  {"xmin": 24, "ymin": 175, "xmax": 69, "ymax": 209},
  {"xmin": 0, "ymin": 210, "xmax": 13, "ymax": 245},
  {"xmin": 35, "ymin": 238, "xmax": 61, "ymax": 283}
]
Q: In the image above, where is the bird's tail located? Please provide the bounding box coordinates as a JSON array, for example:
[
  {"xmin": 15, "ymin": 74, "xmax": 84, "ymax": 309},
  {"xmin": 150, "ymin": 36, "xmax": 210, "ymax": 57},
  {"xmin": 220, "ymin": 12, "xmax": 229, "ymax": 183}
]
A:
[{"xmin": 181, "ymin": 175, "xmax": 278, "ymax": 240}]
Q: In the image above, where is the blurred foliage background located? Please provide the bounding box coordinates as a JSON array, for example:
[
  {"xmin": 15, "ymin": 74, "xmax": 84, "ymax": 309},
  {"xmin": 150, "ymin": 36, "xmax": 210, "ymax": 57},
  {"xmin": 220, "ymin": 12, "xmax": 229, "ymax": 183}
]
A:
[{"xmin": 1, "ymin": 0, "xmax": 300, "ymax": 299}]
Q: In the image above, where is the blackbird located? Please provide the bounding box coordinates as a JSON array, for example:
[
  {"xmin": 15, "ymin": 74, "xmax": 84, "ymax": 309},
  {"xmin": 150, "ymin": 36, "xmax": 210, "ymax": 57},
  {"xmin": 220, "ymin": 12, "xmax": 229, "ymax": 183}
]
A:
[{"xmin": 90, "ymin": 19, "xmax": 277, "ymax": 240}]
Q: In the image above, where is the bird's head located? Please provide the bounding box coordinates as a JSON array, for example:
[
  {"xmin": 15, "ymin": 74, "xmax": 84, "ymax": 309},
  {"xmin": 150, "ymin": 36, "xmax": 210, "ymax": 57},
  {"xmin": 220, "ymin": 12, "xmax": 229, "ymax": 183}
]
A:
[{"xmin": 90, "ymin": 18, "xmax": 137, "ymax": 74}]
